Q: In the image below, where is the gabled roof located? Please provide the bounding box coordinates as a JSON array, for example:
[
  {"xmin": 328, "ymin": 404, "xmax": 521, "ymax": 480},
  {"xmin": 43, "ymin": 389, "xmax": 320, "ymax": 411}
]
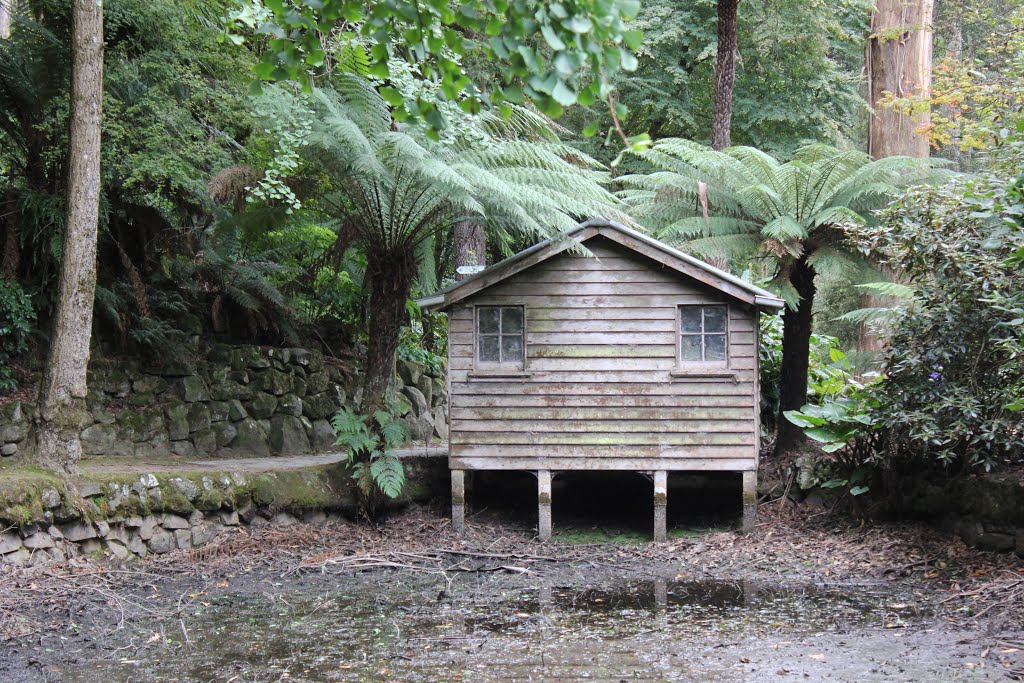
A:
[{"xmin": 417, "ymin": 218, "xmax": 785, "ymax": 312}]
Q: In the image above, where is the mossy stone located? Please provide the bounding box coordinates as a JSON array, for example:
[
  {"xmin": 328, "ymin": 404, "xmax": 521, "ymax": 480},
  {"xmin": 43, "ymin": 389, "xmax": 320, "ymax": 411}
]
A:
[
  {"xmin": 302, "ymin": 393, "xmax": 337, "ymax": 420},
  {"xmin": 208, "ymin": 401, "xmax": 230, "ymax": 422},
  {"xmin": 132, "ymin": 375, "xmax": 167, "ymax": 395},
  {"xmin": 193, "ymin": 429, "xmax": 218, "ymax": 455},
  {"xmin": 270, "ymin": 415, "xmax": 311, "ymax": 455},
  {"xmin": 165, "ymin": 403, "xmax": 189, "ymax": 441},
  {"xmin": 117, "ymin": 408, "xmax": 165, "ymax": 443},
  {"xmin": 213, "ymin": 421, "xmax": 237, "ymax": 448},
  {"xmin": 252, "ymin": 369, "xmax": 291, "ymax": 397},
  {"xmin": 227, "ymin": 399, "xmax": 248, "ymax": 422},
  {"xmin": 247, "ymin": 393, "xmax": 278, "ymax": 419},
  {"xmin": 305, "ymin": 371, "xmax": 329, "ymax": 395},
  {"xmin": 278, "ymin": 394, "xmax": 303, "ymax": 416},
  {"xmin": 231, "ymin": 418, "xmax": 270, "ymax": 457},
  {"xmin": 187, "ymin": 404, "xmax": 211, "ymax": 433},
  {"xmin": 177, "ymin": 375, "xmax": 210, "ymax": 403}
]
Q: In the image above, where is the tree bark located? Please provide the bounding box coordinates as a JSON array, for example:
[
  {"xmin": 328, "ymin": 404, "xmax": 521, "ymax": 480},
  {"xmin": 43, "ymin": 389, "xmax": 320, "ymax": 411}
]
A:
[
  {"xmin": 3, "ymin": 189, "xmax": 19, "ymax": 279},
  {"xmin": 711, "ymin": 0, "xmax": 740, "ymax": 150},
  {"xmin": 868, "ymin": 0, "xmax": 934, "ymax": 159},
  {"xmin": 776, "ymin": 255, "xmax": 816, "ymax": 455},
  {"xmin": 0, "ymin": 0, "xmax": 11, "ymax": 40},
  {"xmin": 862, "ymin": 0, "xmax": 933, "ymax": 351},
  {"xmin": 360, "ymin": 250, "xmax": 416, "ymax": 416},
  {"xmin": 36, "ymin": 0, "xmax": 103, "ymax": 474},
  {"xmin": 453, "ymin": 219, "xmax": 485, "ymax": 281}
]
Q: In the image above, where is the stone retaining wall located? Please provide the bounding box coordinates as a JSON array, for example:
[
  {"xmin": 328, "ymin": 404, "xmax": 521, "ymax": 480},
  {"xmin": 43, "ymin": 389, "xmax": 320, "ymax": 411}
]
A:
[
  {"xmin": 0, "ymin": 457, "xmax": 448, "ymax": 566},
  {"xmin": 0, "ymin": 346, "xmax": 448, "ymax": 460},
  {"xmin": 899, "ymin": 474, "xmax": 1024, "ymax": 557}
]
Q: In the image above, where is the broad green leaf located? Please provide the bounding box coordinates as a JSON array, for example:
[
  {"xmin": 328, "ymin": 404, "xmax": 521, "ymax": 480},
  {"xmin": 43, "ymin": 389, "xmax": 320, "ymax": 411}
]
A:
[
  {"xmin": 552, "ymin": 80, "xmax": 577, "ymax": 107},
  {"xmin": 540, "ymin": 23, "xmax": 566, "ymax": 50}
]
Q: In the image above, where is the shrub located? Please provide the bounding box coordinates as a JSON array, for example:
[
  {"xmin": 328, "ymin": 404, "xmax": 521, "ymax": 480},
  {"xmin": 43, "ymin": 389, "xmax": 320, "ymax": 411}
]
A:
[
  {"xmin": 0, "ymin": 280, "xmax": 35, "ymax": 390},
  {"xmin": 846, "ymin": 177, "xmax": 1024, "ymax": 472}
]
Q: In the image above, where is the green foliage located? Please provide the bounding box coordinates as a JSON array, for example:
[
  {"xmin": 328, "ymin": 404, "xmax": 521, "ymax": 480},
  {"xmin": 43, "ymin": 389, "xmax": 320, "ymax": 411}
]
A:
[
  {"xmin": 331, "ymin": 405, "xmax": 409, "ymax": 499},
  {"xmin": 782, "ymin": 343, "xmax": 882, "ymax": 497},
  {"xmin": 570, "ymin": 0, "xmax": 870, "ymax": 162},
  {"xmin": 159, "ymin": 222, "xmax": 300, "ymax": 341},
  {"xmin": 759, "ymin": 314, "xmax": 873, "ymax": 430},
  {"xmin": 894, "ymin": 1, "xmax": 1024, "ymax": 172},
  {"xmin": 0, "ymin": 281, "xmax": 35, "ymax": 390},
  {"xmin": 224, "ymin": 0, "xmax": 643, "ymax": 126},
  {"xmin": 619, "ymin": 140, "xmax": 932, "ymax": 308},
  {"xmin": 849, "ymin": 177, "xmax": 1024, "ymax": 471},
  {"xmin": 0, "ymin": 0, "xmax": 266, "ymax": 349}
]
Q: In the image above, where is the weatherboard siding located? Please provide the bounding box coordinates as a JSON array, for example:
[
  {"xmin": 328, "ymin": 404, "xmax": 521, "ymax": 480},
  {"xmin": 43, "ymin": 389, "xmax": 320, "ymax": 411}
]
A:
[{"xmin": 446, "ymin": 237, "xmax": 760, "ymax": 472}]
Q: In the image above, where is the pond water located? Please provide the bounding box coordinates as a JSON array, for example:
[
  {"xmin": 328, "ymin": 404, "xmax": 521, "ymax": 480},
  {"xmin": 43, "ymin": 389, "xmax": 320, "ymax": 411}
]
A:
[{"xmin": 42, "ymin": 573, "xmax": 984, "ymax": 683}]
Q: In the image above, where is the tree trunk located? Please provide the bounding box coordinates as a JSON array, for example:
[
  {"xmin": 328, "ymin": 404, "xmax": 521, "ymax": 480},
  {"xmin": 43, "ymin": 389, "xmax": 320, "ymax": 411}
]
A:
[
  {"xmin": 360, "ymin": 250, "xmax": 416, "ymax": 415},
  {"xmin": 868, "ymin": 0, "xmax": 934, "ymax": 159},
  {"xmin": 711, "ymin": 0, "xmax": 740, "ymax": 150},
  {"xmin": 0, "ymin": 0, "xmax": 11, "ymax": 40},
  {"xmin": 3, "ymin": 189, "xmax": 19, "ymax": 279},
  {"xmin": 776, "ymin": 256, "xmax": 816, "ymax": 455},
  {"xmin": 453, "ymin": 219, "xmax": 486, "ymax": 281},
  {"xmin": 862, "ymin": 0, "xmax": 932, "ymax": 351},
  {"xmin": 35, "ymin": 0, "xmax": 103, "ymax": 474}
]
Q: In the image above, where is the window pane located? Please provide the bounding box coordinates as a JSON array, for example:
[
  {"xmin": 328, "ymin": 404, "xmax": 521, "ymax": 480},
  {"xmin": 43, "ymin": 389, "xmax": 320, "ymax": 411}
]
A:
[
  {"xmin": 680, "ymin": 307, "xmax": 702, "ymax": 333},
  {"xmin": 501, "ymin": 335, "xmax": 523, "ymax": 362},
  {"xmin": 479, "ymin": 308, "xmax": 499, "ymax": 334},
  {"xmin": 703, "ymin": 306, "xmax": 727, "ymax": 333},
  {"xmin": 705, "ymin": 334, "xmax": 727, "ymax": 361},
  {"xmin": 680, "ymin": 335, "xmax": 702, "ymax": 362},
  {"xmin": 501, "ymin": 307, "xmax": 524, "ymax": 334},
  {"xmin": 478, "ymin": 335, "xmax": 500, "ymax": 362}
]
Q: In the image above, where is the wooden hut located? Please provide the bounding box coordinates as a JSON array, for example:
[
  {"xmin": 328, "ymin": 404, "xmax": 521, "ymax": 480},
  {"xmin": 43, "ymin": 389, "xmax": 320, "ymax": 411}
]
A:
[{"xmin": 418, "ymin": 219, "xmax": 785, "ymax": 540}]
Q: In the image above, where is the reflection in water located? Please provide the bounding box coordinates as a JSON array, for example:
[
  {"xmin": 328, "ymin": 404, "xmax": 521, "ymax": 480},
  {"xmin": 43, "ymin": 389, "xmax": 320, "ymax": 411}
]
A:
[{"xmin": 54, "ymin": 577, "xmax": 920, "ymax": 683}]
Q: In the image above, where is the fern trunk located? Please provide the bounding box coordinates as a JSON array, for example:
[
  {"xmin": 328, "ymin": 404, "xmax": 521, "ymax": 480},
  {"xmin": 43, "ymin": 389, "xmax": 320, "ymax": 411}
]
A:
[
  {"xmin": 357, "ymin": 249, "xmax": 416, "ymax": 513},
  {"xmin": 776, "ymin": 255, "xmax": 816, "ymax": 455},
  {"xmin": 361, "ymin": 251, "xmax": 416, "ymax": 411},
  {"xmin": 36, "ymin": 0, "xmax": 103, "ymax": 475}
]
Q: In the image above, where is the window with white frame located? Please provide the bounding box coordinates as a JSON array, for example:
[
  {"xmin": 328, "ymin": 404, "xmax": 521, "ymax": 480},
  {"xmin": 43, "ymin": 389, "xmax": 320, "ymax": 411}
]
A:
[
  {"xmin": 476, "ymin": 306, "xmax": 525, "ymax": 368},
  {"xmin": 678, "ymin": 305, "xmax": 728, "ymax": 364}
]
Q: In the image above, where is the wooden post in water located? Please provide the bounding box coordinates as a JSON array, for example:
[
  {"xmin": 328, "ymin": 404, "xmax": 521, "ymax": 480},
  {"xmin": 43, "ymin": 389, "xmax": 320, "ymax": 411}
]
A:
[
  {"xmin": 537, "ymin": 470, "xmax": 552, "ymax": 541},
  {"xmin": 451, "ymin": 470, "xmax": 465, "ymax": 536},
  {"xmin": 653, "ymin": 470, "xmax": 668, "ymax": 542},
  {"xmin": 741, "ymin": 470, "xmax": 757, "ymax": 533}
]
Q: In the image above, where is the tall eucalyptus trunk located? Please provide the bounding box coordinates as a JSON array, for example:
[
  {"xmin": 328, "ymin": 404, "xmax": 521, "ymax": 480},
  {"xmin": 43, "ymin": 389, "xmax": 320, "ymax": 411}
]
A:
[
  {"xmin": 0, "ymin": 1, "xmax": 11, "ymax": 40},
  {"xmin": 36, "ymin": 0, "xmax": 103, "ymax": 474},
  {"xmin": 711, "ymin": 0, "xmax": 740, "ymax": 150},
  {"xmin": 868, "ymin": 0, "xmax": 934, "ymax": 159},
  {"xmin": 863, "ymin": 0, "xmax": 933, "ymax": 351}
]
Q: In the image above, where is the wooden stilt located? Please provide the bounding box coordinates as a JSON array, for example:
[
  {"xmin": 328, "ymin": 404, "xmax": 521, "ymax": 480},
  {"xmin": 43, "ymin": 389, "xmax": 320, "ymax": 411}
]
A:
[
  {"xmin": 537, "ymin": 470, "xmax": 552, "ymax": 541},
  {"xmin": 451, "ymin": 469, "xmax": 465, "ymax": 536},
  {"xmin": 741, "ymin": 470, "xmax": 757, "ymax": 533},
  {"xmin": 653, "ymin": 470, "xmax": 668, "ymax": 542}
]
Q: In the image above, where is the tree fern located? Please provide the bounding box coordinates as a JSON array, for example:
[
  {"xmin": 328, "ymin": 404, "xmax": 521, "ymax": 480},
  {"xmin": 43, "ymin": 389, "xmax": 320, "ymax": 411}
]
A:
[{"xmin": 619, "ymin": 138, "xmax": 943, "ymax": 452}]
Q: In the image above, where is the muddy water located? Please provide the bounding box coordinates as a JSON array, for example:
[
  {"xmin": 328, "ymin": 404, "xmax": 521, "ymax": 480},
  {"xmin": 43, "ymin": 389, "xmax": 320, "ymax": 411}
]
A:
[{"xmin": 43, "ymin": 572, "xmax": 1002, "ymax": 682}]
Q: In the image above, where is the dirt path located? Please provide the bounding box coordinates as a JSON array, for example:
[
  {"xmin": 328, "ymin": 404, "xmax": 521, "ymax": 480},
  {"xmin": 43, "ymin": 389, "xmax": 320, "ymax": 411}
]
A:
[{"xmin": 1, "ymin": 504, "xmax": 1022, "ymax": 682}]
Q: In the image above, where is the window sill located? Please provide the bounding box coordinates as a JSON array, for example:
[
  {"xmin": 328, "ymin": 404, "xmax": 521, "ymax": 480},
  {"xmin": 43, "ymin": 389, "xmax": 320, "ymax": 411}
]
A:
[
  {"xmin": 669, "ymin": 369, "xmax": 738, "ymax": 381},
  {"xmin": 468, "ymin": 370, "xmax": 531, "ymax": 380}
]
